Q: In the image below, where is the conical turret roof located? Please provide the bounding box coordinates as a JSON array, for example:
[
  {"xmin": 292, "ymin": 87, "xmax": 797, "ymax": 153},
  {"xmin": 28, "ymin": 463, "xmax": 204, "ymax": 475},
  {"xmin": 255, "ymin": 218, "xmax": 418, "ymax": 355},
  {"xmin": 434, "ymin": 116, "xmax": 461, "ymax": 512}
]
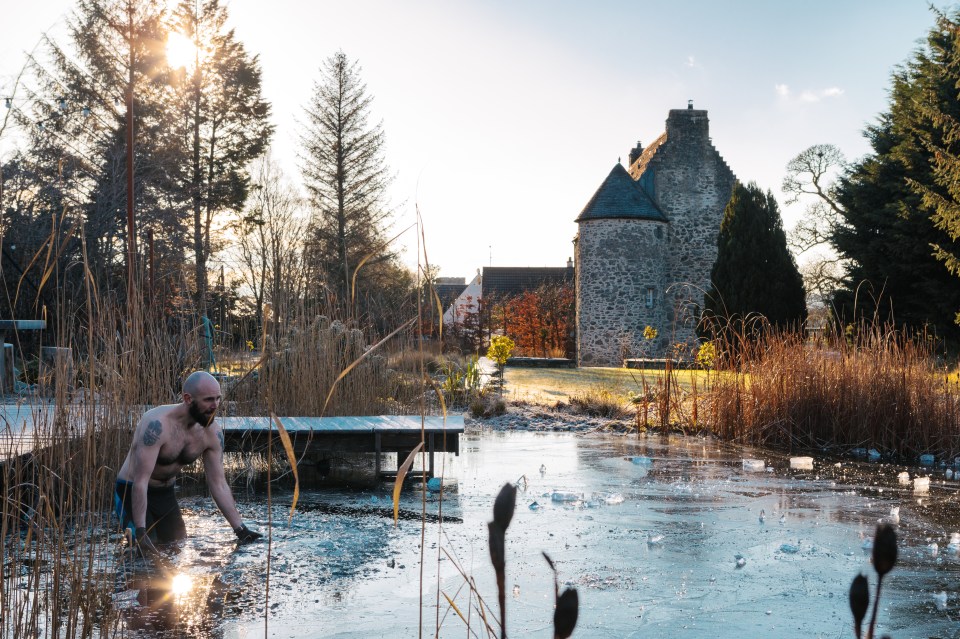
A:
[{"xmin": 576, "ymin": 163, "xmax": 666, "ymax": 222}]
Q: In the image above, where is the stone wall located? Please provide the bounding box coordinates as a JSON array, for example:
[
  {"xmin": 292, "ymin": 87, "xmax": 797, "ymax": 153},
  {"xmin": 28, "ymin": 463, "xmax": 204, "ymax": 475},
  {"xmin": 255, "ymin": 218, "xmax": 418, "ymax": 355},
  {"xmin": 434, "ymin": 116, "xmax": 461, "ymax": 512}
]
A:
[
  {"xmin": 575, "ymin": 106, "xmax": 736, "ymax": 364},
  {"xmin": 642, "ymin": 108, "xmax": 735, "ymax": 350},
  {"xmin": 576, "ymin": 219, "xmax": 668, "ymax": 366}
]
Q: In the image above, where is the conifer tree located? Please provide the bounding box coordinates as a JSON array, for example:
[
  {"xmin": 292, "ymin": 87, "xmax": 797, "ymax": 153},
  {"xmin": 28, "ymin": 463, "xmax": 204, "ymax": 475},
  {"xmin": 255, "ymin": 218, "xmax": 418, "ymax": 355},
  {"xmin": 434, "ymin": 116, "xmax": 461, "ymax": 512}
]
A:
[
  {"xmin": 780, "ymin": 10, "xmax": 960, "ymax": 345},
  {"xmin": 906, "ymin": 8, "xmax": 960, "ymax": 326},
  {"xmin": 168, "ymin": 0, "xmax": 273, "ymax": 314},
  {"xmin": 11, "ymin": 0, "xmax": 180, "ymax": 291},
  {"xmin": 299, "ymin": 51, "xmax": 401, "ymax": 315},
  {"xmin": 704, "ymin": 182, "xmax": 807, "ymax": 331}
]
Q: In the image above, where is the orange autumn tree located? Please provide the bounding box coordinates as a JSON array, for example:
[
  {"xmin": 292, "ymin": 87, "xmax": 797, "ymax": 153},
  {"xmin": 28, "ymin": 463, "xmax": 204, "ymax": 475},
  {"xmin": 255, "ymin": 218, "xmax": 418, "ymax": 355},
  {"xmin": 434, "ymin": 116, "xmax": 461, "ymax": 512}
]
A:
[{"xmin": 502, "ymin": 283, "xmax": 575, "ymax": 357}]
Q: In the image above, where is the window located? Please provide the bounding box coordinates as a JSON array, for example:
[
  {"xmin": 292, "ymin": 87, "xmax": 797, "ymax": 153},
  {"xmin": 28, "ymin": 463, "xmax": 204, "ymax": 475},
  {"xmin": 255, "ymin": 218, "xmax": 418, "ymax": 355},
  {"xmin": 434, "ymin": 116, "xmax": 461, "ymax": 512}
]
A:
[{"xmin": 645, "ymin": 287, "xmax": 655, "ymax": 308}]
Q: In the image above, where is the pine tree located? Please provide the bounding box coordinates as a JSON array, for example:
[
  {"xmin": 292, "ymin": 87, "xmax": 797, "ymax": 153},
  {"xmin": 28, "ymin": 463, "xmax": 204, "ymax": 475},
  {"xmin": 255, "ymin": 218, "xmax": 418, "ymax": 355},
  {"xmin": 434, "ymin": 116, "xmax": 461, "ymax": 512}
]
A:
[
  {"xmin": 704, "ymin": 182, "xmax": 807, "ymax": 331},
  {"xmin": 831, "ymin": 7, "xmax": 960, "ymax": 342},
  {"xmin": 907, "ymin": 8, "xmax": 960, "ymax": 326},
  {"xmin": 299, "ymin": 51, "xmax": 399, "ymax": 314},
  {"xmin": 12, "ymin": 0, "xmax": 181, "ymax": 292},
  {"xmin": 168, "ymin": 0, "xmax": 273, "ymax": 314}
]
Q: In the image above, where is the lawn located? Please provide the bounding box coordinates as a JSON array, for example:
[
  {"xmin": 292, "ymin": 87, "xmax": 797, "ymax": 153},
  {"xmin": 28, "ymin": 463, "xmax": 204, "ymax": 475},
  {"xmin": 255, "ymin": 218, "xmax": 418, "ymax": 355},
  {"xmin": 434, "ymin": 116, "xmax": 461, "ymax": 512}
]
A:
[{"xmin": 502, "ymin": 365, "xmax": 713, "ymax": 404}]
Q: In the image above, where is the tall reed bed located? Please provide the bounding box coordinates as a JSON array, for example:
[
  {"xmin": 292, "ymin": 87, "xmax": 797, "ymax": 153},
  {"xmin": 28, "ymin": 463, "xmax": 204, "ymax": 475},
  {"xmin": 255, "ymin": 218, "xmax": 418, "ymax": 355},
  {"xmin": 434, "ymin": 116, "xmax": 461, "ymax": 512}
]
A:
[
  {"xmin": 702, "ymin": 322, "xmax": 960, "ymax": 458},
  {"xmin": 0, "ymin": 287, "xmax": 418, "ymax": 637},
  {"xmin": 0, "ymin": 295, "xmax": 200, "ymax": 638},
  {"xmin": 226, "ymin": 313, "xmax": 402, "ymax": 416}
]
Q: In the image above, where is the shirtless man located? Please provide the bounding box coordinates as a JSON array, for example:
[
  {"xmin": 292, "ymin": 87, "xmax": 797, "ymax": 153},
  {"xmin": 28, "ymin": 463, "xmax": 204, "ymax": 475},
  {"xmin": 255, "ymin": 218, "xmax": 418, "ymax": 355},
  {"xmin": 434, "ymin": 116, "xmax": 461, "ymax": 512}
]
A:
[{"xmin": 115, "ymin": 371, "xmax": 262, "ymax": 554}]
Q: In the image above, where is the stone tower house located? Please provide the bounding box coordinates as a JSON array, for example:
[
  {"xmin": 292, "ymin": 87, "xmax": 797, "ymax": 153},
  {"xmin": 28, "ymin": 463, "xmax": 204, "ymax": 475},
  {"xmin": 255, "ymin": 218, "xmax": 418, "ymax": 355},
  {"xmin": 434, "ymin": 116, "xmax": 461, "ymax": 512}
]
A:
[{"xmin": 575, "ymin": 104, "xmax": 736, "ymax": 366}]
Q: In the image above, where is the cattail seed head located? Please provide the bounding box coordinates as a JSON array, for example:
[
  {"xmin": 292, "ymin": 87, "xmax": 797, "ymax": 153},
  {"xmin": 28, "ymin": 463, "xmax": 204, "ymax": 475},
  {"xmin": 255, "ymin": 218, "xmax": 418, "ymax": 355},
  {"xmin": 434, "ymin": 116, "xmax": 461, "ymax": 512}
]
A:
[
  {"xmin": 554, "ymin": 587, "xmax": 579, "ymax": 639},
  {"xmin": 872, "ymin": 523, "xmax": 898, "ymax": 577},
  {"xmin": 493, "ymin": 482, "xmax": 517, "ymax": 531},
  {"xmin": 849, "ymin": 573, "xmax": 869, "ymax": 638}
]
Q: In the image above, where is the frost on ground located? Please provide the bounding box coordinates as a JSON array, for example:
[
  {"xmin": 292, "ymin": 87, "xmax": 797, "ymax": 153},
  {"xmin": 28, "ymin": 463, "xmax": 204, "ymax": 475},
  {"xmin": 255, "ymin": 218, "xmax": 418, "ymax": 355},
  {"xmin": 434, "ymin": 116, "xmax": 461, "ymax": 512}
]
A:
[{"xmin": 464, "ymin": 399, "xmax": 636, "ymax": 433}]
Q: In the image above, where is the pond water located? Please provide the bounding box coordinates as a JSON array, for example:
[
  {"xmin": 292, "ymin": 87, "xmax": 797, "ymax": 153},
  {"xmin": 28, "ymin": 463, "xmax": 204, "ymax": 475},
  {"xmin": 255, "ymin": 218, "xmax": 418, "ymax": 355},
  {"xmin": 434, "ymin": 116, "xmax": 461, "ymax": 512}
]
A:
[{"xmin": 112, "ymin": 431, "xmax": 960, "ymax": 638}]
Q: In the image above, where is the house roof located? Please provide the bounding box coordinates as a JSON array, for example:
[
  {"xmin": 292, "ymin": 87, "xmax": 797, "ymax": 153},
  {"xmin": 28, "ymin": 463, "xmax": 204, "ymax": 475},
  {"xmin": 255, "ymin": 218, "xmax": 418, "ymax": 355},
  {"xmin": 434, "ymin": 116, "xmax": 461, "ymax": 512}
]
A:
[
  {"xmin": 576, "ymin": 163, "xmax": 666, "ymax": 223},
  {"xmin": 481, "ymin": 266, "xmax": 573, "ymax": 300},
  {"xmin": 433, "ymin": 282, "xmax": 467, "ymax": 309}
]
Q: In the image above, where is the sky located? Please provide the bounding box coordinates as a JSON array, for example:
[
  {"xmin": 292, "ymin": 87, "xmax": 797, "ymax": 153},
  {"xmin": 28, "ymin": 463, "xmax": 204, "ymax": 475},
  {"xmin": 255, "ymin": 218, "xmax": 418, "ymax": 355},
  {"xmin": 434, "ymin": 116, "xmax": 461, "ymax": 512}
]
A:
[{"xmin": 0, "ymin": 0, "xmax": 945, "ymax": 281}]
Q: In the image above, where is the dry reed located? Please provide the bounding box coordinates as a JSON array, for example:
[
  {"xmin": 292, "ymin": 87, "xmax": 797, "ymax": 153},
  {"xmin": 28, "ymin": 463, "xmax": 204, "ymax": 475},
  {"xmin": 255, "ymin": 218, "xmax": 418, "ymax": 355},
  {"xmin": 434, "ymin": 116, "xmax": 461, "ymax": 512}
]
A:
[
  {"xmin": 701, "ymin": 321, "xmax": 960, "ymax": 458},
  {"xmin": 0, "ymin": 288, "xmax": 420, "ymax": 637}
]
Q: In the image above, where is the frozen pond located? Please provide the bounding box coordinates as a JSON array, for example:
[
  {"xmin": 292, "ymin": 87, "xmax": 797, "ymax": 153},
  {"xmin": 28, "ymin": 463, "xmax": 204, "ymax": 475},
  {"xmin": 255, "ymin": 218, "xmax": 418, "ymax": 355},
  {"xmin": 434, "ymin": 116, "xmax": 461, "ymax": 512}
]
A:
[{"xmin": 114, "ymin": 431, "xmax": 960, "ymax": 638}]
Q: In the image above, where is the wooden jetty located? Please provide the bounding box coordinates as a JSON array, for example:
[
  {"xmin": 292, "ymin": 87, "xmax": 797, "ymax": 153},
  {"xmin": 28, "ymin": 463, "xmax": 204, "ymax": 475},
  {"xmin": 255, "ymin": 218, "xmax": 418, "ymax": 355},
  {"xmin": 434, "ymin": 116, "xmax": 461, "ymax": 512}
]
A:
[
  {"xmin": 220, "ymin": 415, "xmax": 464, "ymax": 479},
  {"xmin": 0, "ymin": 406, "xmax": 465, "ymax": 485}
]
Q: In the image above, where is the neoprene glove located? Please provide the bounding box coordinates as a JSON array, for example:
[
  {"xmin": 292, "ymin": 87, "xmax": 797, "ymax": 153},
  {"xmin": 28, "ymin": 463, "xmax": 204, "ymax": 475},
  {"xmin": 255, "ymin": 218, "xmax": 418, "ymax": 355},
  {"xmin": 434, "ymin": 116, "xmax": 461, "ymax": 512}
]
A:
[
  {"xmin": 234, "ymin": 524, "xmax": 263, "ymax": 543},
  {"xmin": 134, "ymin": 527, "xmax": 158, "ymax": 556}
]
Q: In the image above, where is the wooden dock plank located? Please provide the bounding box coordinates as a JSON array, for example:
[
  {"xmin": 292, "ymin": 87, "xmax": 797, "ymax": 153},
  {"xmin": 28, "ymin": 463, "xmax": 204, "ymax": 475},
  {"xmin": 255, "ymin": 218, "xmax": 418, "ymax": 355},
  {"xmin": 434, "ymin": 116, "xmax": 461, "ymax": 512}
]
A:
[
  {"xmin": 220, "ymin": 415, "xmax": 463, "ymax": 434},
  {"xmin": 219, "ymin": 415, "xmax": 464, "ymax": 478}
]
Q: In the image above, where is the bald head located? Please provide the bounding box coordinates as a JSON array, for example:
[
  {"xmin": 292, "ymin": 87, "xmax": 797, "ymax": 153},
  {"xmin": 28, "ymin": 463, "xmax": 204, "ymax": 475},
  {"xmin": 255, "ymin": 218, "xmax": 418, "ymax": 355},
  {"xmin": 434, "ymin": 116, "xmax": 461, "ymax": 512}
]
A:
[
  {"xmin": 183, "ymin": 371, "xmax": 219, "ymax": 397},
  {"xmin": 183, "ymin": 371, "xmax": 222, "ymax": 426}
]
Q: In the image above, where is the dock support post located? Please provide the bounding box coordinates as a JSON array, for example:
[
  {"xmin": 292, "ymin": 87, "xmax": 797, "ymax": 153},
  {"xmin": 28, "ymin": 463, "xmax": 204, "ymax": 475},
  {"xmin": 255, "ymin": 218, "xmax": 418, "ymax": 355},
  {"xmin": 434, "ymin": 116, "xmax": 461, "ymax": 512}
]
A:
[
  {"xmin": 374, "ymin": 432, "xmax": 381, "ymax": 479},
  {"xmin": 428, "ymin": 433, "xmax": 435, "ymax": 477}
]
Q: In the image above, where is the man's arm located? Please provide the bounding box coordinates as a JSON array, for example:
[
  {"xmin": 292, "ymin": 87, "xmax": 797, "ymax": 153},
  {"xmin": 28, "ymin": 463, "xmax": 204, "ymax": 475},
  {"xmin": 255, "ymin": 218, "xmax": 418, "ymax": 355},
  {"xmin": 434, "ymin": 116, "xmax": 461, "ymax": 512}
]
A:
[
  {"xmin": 130, "ymin": 416, "xmax": 163, "ymax": 530},
  {"xmin": 129, "ymin": 415, "xmax": 163, "ymax": 555},
  {"xmin": 203, "ymin": 424, "xmax": 246, "ymax": 532}
]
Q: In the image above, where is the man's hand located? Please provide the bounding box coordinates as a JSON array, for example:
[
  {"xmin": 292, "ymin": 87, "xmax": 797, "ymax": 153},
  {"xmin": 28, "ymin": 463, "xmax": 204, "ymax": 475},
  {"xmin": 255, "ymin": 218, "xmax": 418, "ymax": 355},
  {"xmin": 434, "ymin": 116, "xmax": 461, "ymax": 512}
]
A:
[
  {"xmin": 134, "ymin": 527, "xmax": 158, "ymax": 556},
  {"xmin": 234, "ymin": 524, "xmax": 263, "ymax": 544}
]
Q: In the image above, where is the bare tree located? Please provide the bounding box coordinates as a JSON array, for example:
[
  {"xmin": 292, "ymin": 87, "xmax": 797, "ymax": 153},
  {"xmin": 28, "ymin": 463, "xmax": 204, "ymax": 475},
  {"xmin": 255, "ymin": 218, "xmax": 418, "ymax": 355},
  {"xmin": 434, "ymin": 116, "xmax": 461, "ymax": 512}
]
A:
[
  {"xmin": 782, "ymin": 144, "xmax": 846, "ymax": 255},
  {"xmin": 782, "ymin": 144, "xmax": 852, "ymax": 311},
  {"xmin": 234, "ymin": 157, "xmax": 306, "ymax": 335}
]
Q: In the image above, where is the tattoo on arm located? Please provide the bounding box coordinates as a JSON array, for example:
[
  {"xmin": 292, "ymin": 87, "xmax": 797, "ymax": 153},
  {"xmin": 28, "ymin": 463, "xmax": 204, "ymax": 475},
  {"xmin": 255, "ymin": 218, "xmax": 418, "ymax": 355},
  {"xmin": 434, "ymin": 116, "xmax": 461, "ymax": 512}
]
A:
[
  {"xmin": 217, "ymin": 430, "xmax": 225, "ymax": 452},
  {"xmin": 142, "ymin": 420, "xmax": 162, "ymax": 446}
]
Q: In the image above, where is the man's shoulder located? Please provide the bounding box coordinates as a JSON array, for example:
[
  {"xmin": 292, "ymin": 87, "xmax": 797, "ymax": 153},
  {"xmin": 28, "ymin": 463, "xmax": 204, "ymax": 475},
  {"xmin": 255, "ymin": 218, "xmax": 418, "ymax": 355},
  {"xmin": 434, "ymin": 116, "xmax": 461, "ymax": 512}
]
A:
[{"xmin": 142, "ymin": 403, "xmax": 179, "ymax": 423}]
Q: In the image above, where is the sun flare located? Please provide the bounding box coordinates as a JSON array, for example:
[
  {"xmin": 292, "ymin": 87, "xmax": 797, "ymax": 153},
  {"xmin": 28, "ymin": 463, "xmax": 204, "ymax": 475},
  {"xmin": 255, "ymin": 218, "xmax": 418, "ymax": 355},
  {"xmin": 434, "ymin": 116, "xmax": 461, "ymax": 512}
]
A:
[
  {"xmin": 166, "ymin": 31, "xmax": 197, "ymax": 70},
  {"xmin": 170, "ymin": 572, "xmax": 193, "ymax": 596}
]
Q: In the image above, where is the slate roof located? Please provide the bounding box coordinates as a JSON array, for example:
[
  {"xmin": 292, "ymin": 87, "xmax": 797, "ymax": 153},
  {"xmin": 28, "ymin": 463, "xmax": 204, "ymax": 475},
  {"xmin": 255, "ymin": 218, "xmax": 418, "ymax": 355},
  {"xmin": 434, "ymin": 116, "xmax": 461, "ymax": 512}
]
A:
[
  {"xmin": 576, "ymin": 163, "xmax": 666, "ymax": 222},
  {"xmin": 481, "ymin": 267, "xmax": 573, "ymax": 300}
]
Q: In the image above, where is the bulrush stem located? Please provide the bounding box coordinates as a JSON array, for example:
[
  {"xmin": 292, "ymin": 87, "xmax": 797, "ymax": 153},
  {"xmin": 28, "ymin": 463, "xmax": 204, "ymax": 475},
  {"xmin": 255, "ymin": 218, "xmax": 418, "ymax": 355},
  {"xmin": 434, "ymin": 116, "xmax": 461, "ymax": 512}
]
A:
[{"xmin": 866, "ymin": 575, "xmax": 884, "ymax": 639}]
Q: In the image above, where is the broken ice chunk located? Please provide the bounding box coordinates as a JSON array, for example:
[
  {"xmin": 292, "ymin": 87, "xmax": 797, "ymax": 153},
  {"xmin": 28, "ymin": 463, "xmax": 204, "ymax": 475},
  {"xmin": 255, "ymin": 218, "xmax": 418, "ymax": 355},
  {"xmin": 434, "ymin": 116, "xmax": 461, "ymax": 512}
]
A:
[
  {"xmin": 934, "ymin": 591, "xmax": 948, "ymax": 611},
  {"xmin": 889, "ymin": 506, "xmax": 900, "ymax": 524},
  {"xmin": 790, "ymin": 456, "xmax": 814, "ymax": 470},
  {"xmin": 897, "ymin": 471, "xmax": 910, "ymax": 485},
  {"xmin": 947, "ymin": 532, "xmax": 960, "ymax": 553},
  {"xmin": 742, "ymin": 459, "xmax": 765, "ymax": 472},
  {"xmin": 914, "ymin": 477, "xmax": 930, "ymax": 493}
]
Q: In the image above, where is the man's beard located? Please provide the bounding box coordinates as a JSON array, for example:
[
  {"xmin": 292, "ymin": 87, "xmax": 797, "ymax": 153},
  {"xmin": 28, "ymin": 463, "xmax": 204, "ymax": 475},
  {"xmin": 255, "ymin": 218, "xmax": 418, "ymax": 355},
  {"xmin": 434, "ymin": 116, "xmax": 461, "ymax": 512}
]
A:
[{"xmin": 189, "ymin": 401, "xmax": 215, "ymax": 426}]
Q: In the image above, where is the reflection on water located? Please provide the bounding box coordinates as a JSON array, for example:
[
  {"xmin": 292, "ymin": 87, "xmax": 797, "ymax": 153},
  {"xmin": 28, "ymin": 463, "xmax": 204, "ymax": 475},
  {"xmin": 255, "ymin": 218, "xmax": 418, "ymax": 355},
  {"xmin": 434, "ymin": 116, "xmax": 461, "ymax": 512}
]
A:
[{"xmin": 105, "ymin": 431, "xmax": 960, "ymax": 638}]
